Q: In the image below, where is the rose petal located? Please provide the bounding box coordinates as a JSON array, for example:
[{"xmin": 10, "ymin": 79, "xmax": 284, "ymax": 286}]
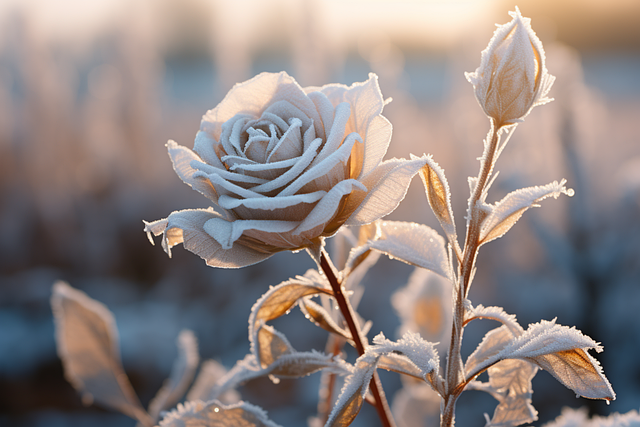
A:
[
  {"xmin": 345, "ymin": 156, "xmax": 427, "ymax": 226},
  {"xmin": 278, "ymin": 132, "xmax": 360, "ymax": 197},
  {"xmin": 193, "ymin": 131, "xmax": 224, "ymax": 168},
  {"xmin": 360, "ymin": 114, "xmax": 392, "ymax": 178},
  {"xmin": 320, "ymin": 73, "xmax": 385, "ymax": 137},
  {"xmin": 218, "ymin": 191, "xmax": 325, "ymax": 211},
  {"xmin": 196, "ymin": 172, "xmax": 266, "ymax": 200},
  {"xmin": 201, "ymin": 72, "xmax": 322, "ymax": 142},
  {"xmin": 266, "ymin": 117, "xmax": 303, "ymax": 163},
  {"xmin": 302, "ymin": 119, "xmax": 317, "ymax": 152},
  {"xmin": 306, "ymin": 91, "xmax": 335, "ymax": 139},
  {"xmin": 167, "ymin": 141, "xmax": 219, "ymax": 203},
  {"xmin": 258, "ymin": 112, "xmax": 290, "ymax": 133},
  {"xmin": 307, "ymin": 102, "xmax": 351, "ymax": 169},
  {"xmin": 262, "ymin": 101, "xmax": 313, "ymax": 137},
  {"xmin": 229, "ymin": 156, "xmax": 297, "ymax": 172},
  {"xmin": 219, "ymin": 114, "xmax": 252, "ymax": 157},
  {"xmin": 204, "ymin": 217, "xmax": 298, "ymax": 249},
  {"xmin": 191, "ymin": 160, "xmax": 268, "ymax": 186},
  {"xmin": 250, "ymin": 138, "xmax": 322, "ymax": 194},
  {"xmin": 294, "ymin": 179, "xmax": 367, "ymax": 234},
  {"xmin": 144, "ymin": 208, "xmax": 272, "ymax": 268}
]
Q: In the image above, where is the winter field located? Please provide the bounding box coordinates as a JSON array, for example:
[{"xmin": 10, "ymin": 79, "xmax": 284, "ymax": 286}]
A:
[{"xmin": 1, "ymin": 1, "xmax": 639, "ymax": 426}]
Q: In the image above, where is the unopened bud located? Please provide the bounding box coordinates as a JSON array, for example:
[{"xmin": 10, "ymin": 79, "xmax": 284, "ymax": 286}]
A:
[{"xmin": 465, "ymin": 7, "xmax": 555, "ymax": 127}]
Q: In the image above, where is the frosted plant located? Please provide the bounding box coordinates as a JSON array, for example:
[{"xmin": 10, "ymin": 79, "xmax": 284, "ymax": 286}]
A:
[{"xmin": 51, "ymin": 7, "xmax": 617, "ymax": 427}]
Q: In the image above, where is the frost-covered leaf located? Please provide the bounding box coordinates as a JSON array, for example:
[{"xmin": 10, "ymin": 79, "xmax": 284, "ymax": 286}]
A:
[
  {"xmin": 349, "ymin": 221, "xmax": 451, "ymax": 280},
  {"xmin": 473, "ymin": 320, "xmax": 615, "ymax": 401},
  {"xmin": 464, "ymin": 305, "xmax": 524, "ymax": 338},
  {"xmin": 485, "ymin": 359, "xmax": 538, "ymax": 427},
  {"xmin": 299, "ymin": 298, "xmax": 351, "ymax": 340},
  {"xmin": 50, "ymin": 282, "xmax": 153, "ymax": 426},
  {"xmin": 148, "ymin": 330, "xmax": 199, "ymax": 421},
  {"xmin": 371, "ymin": 332, "xmax": 440, "ymax": 381},
  {"xmin": 327, "ymin": 332, "xmax": 441, "ymax": 426},
  {"xmin": 207, "ymin": 352, "xmax": 352, "ymax": 400},
  {"xmin": 466, "ymin": 326, "xmax": 516, "ymax": 378},
  {"xmin": 416, "ymin": 154, "xmax": 458, "ymax": 246},
  {"xmin": 479, "ymin": 180, "xmax": 573, "ymax": 245},
  {"xmin": 186, "ymin": 359, "xmax": 241, "ymax": 404},
  {"xmin": 249, "ymin": 271, "xmax": 332, "ymax": 365},
  {"xmin": 266, "ymin": 351, "xmax": 353, "ymax": 378},
  {"xmin": 530, "ymin": 349, "xmax": 614, "ymax": 400},
  {"xmin": 325, "ymin": 354, "xmax": 378, "ymax": 427},
  {"xmin": 378, "ymin": 353, "xmax": 424, "ymax": 381},
  {"xmin": 158, "ymin": 399, "xmax": 282, "ymax": 427},
  {"xmin": 256, "ymin": 324, "xmax": 294, "ymax": 368}
]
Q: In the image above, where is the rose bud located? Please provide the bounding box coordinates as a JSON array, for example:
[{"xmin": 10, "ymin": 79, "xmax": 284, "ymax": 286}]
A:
[
  {"xmin": 465, "ymin": 7, "xmax": 555, "ymax": 127},
  {"xmin": 144, "ymin": 72, "xmax": 426, "ymax": 268}
]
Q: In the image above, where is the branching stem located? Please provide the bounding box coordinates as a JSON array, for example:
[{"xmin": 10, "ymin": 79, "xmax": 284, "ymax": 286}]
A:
[
  {"xmin": 441, "ymin": 123, "xmax": 502, "ymax": 427},
  {"xmin": 319, "ymin": 250, "xmax": 395, "ymax": 427}
]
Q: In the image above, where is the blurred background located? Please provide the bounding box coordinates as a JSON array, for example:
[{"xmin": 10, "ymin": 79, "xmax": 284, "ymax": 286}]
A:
[{"xmin": 1, "ymin": 0, "xmax": 639, "ymax": 426}]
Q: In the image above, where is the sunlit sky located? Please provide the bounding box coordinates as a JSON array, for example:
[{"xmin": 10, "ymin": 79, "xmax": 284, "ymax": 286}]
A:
[
  {"xmin": 0, "ymin": 0, "xmax": 502, "ymax": 50},
  {"xmin": 1, "ymin": 0, "xmax": 638, "ymax": 55}
]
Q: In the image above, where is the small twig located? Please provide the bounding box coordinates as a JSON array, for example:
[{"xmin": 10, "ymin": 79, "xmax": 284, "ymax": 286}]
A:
[{"xmin": 319, "ymin": 250, "xmax": 396, "ymax": 427}]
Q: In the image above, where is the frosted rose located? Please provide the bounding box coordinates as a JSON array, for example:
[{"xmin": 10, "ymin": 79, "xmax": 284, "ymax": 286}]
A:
[
  {"xmin": 465, "ymin": 7, "xmax": 555, "ymax": 127},
  {"xmin": 144, "ymin": 72, "xmax": 426, "ymax": 268}
]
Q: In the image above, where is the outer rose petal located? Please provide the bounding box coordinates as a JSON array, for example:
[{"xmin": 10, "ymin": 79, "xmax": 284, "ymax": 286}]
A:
[
  {"xmin": 204, "ymin": 217, "xmax": 299, "ymax": 249},
  {"xmin": 143, "ymin": 208, "xmax": 272, "ymax": 268},
  {"xmin": 345, "ymin": 156, "xmax": 428, "ymax": 226},
  {"xmin": 167, "ymin": 140, "xmax": 219, "ymax": 203},
  {"xmin": 319, "ymin": 74, "xmax": 390, "ymax": 177},
  {"xmin": 201, "ymin": 72, "xmax": 324, "ymax": 142}
]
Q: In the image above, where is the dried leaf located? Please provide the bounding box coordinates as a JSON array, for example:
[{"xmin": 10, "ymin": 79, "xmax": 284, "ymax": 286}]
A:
[
  {"xmin": 257, "ymin": 324, "xmax": 294, "ymax": 368},
  {"xmin": 299, "ymin": 298, "xmax": 351, "ymax": 340},
  {"xmin": 472, "ymin": 320, "xmax": 615, "ymax": 401},
  {"xmin": 479, "ymin": 180, "xmax": 573, "ymax": 245},
  {"xmin": 148, "ymin": 330, "xmax": 199, "ymax": 421},
  {"xmin": 466, "ymin": 326, "xmax": 516, "ymax": 378},
  {"xmin": 266, "ymin": 351, "xmax": 353, "ymax": 378},
  {"xmin": 378, "ymin": 353, "xmax": 424, "ymax": 381},
  {"xmin": 326, "ymin": 386, "xmax": 365, "ymax": 427},
  {"xmin": 50, "ymin": 282, "xmax": 153, "ymax": 426},
  {"xmin": 205, "ymin": 352, "xmax": 351, "ymax": 402},
  {"xmin": 248, "ymin": 271, "xmax": 332, "ymax": 365},
  {"xmin": 158, "ymin": 399, "xmax": 282, "ymax": 427},
  {"xmin": 529, "ymin": 349, "xmax": 615, "ymax": 400},
  {"xmin": 326, "ymin": 354, "xmax": 378, "ymax": 427},
  {"xmin": 485, "ymin": 359, "xmax": 538, "ymax": 427},
  {"xmin": 488, "ymin": 392, "xmax": 538, "ymax": 427},
  {"xmin": 371, "ymin": 332, "xmax": 440, "ymax": 381},
  {"xmin": 464, "ymin": 305, "xmax": 524, "ymax": 338},
  {"xmin": 416, "ymin": 154, "xmax": 457, "ymax": 244}
]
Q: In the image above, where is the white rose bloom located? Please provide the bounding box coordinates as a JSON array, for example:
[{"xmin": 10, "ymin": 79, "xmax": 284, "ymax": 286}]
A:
[
  {"xmin": 145, "ymin": 72, "xmax": 426, "ymax": 268},
  {"xmin": 465, "ymin": 7, "xmax": 555, "ymax": 127}
]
